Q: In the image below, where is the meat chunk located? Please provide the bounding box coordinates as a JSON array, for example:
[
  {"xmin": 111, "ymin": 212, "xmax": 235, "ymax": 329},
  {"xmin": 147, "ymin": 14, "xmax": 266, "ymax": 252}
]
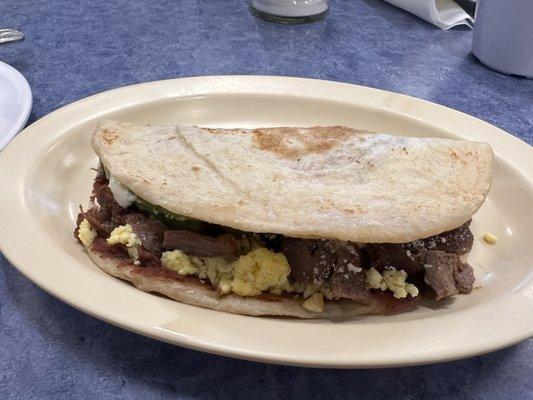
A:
[
  {"xmin": 81, "ymin": 211, "xmax": 163, "ymax": 266},
  {"xmin": 409, "ymin": 221, "xmax": 474, "ymax": 255},
  {"xmin": 123, "ymin": 213, "xmax": 166, "ymax": 256},
  {"xmin": 280, "ymin": 238, "xmax": 336, "ymax": 283},
  {"xmin": 363, "ymin": 243, "xmax": 423, "ymax": 274},
  {"xmin": 423, "ymin": 251, "xmax": 458, "ymax": 300},
  {"xmin": 163, "ymin": 230, "xmax": 245, "ymax": 260},
  {"xmin": 91, "ymin": 238, "xmax": 160, "ymax": 267},
  {"xmin": 93, "ymin": 179, "xmax": 126, "ymax": 222},
  {"xmin": 329, "ymin": 245, "xmax": 373, "ymax": 304},
  {"xmin": 136, "ymin": 246, "xmax": 163, "ymax": 267},
  {"xmin": 91, "ymin": 237, "xmax": 128, "ymax": 259},
  {"xmin": 453, "ymin": 262, "xmax": 475, "ymax": 294},
  {"xmin": 78, "ymin": 180, "xmax": 126, "ymax": 238},
  {"xmin": 281, "ymin": 239, "xmax": 371, "ymax": 302},
  {"xmin": 364, "ymin": 222, "xmax": 474, "ymax": 274},
  {"xmin": 423, "ymin": 250, "xmax": 475, "ymax": 300},
  {"xmin": 81, "ymin": 208, "xmax": 116, "ymax": 237}
]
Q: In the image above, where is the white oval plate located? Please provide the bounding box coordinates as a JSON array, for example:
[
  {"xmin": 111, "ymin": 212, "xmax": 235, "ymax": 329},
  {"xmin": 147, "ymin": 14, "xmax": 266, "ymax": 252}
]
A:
[
  {"xmin": 0, "ymin": 61, "xmax": 32, "ymax": 150},
  {"xmin": 0, "ymin": 76, "xmax": 531, "ymax": 368}
]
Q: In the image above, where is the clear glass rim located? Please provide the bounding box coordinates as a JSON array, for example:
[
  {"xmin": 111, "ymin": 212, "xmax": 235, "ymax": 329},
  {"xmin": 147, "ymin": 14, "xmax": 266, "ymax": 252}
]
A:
[{"xmin": 250, "ymin": 6, "xmax": 329, "ymax": 24}]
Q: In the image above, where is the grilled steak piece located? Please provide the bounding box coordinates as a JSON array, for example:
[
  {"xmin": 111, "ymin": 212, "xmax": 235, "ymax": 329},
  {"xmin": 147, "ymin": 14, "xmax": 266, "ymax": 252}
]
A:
[
  {"xmin": 330, "ymin": 244, "xmax": 373, "ymax": 304},
  {"xmin": 136, "ymin": 246, "xmax": 162, "ymax": 267},
  {"xmin": 81, "ymin": 208, "xmax": 117, "ymax": 237},
  {"xmin": 280, "ymin": 238, "xmax": 336, "ymax": 283},
  {"xmin": 91, "ymin": 237, "xmax": 128, "ymax": 259},
  {"xmin": 423, "ymin": 250, "xmax": 475, "ymax": 300},
  {"xmin": 123, "ymin": 213, "xmax": 166, "ymax": 256},
  {"xmin": 281, "ymin": 239, "xmax": 373, "ymax": 302},
  {"xmin": 163, "ymin": 230, "xmax": 245, "ymax": 260},
  {"xmin": 408, "ymin": 221, "xmax": 474, "ymax": 255},
  {"xmin": 423, "ymin": 251, "xmax": 458, "ymax": 300},
  {"xmin": 93, "ymin": 179, "xmax": 126, "ymax": 222},
  {"xmin": 364, "ymin": 222, "xmax": 474, "ymax": 274},
  {"xmin": 91, "ymin": 238, "xmax": 161, "ymax": 267},
  {"xmin": 453, "ymin": 261, "xmax": 475, "ymax": 294},
  {"xmin": 77, "ymin": 180, "xmax": 126, "ymax": 238},
  {"xmin": 363, "ymin": 243, "xmax": 423, "ymax": 274}
]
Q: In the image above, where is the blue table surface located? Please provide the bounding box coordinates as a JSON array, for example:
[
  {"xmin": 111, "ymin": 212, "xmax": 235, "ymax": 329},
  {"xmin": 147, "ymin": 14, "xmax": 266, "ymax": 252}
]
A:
[{"xmin": 1, "ymin": 1, "xmax": 532, "ymax": 399}]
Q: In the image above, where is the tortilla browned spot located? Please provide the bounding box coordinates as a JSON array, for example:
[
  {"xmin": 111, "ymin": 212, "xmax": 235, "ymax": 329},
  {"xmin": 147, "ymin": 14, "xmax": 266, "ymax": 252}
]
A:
[{"xmin": 251, "ymin": 126, "xmax": 361, "ymax": 160}]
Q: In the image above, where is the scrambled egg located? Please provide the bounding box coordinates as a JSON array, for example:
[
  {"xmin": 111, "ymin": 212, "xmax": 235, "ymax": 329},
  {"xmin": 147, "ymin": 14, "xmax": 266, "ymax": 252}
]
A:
[
  {"xmin": 78, "ymin": 219, "xmax": 97, "ymax": 247},
  {"xmin": 366, "ymin": 267, "xmax": 418, "ymax": 299},
  {"xmin": 231, "ymin": 248, "xmax": 291, "ymax": 296},
  {"xmin": 161, "ymin": 247, "xmax": 291, "ymax": 297},
  {"xmin": 202, "ymin": 256, "xmax": 232, "ymax": 285},
  {"xmin": 107, "ymin": 224, "xmax": 141, "ymax": 247},
  {"xmin": 107, "ymin": 224, "xmax": 142, "ymax": 262},
  {"xmin": 161, "ymin": 250, "xmax": 197, "ymax": 275},
  {"xmin": 302, "ymin": 293, "xmax": 325, "ymax": 313},
  {"xmin": 483, "ymin": 232, "xmax": 498, "ymax": 245}
]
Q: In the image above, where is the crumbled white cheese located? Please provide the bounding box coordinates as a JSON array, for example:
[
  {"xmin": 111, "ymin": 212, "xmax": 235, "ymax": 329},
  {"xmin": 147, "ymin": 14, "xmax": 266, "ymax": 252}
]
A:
[
  {"xmin": 366, "ymin": 267, "xmax": 387, "ymax": 291},
  {"xmin": 366, "ymin": 267, "xmax": 418, "ymax": 299},
  {"xmin": 382, "ymin": 268, "xmax": 419, "ymax": 299},
  {"xmin": 78, "ymin": 219, "xmax": 97, "ymax": 247},
  {"xmin": 108, "ymin": 175, "xmax": 137, "ymax": 208},
  {"xmin": 347, "ymin": 262, "xmax": 363, "ymax": 273},
  {"xmin": 302, "ymin": 293, "xmax": 325, "ymax": 313}
]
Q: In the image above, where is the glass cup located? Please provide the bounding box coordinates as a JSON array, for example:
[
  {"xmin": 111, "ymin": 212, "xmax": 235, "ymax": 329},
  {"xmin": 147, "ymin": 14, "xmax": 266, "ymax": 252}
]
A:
[{"xmin": 251, "ymin": 0, "xmax": 329, "ymax": 24}]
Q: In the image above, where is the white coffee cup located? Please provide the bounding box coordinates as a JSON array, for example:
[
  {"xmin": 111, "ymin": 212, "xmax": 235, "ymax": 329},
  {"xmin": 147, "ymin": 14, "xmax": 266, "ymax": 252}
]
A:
[{"xmin": 472, "ymin": 0, "xmax": 533, "ymax": 78}]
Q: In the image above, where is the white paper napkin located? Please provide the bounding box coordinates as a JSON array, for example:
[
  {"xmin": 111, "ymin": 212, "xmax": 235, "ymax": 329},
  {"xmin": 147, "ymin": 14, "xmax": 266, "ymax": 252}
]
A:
[{"xmin": 383, "ymin": 0, "xmax": 473, "ymax": 29}]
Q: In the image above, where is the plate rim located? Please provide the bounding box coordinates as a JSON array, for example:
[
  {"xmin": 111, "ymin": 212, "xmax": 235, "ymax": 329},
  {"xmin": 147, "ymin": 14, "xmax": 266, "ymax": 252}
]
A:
[
  {"xmin": 0, "ymin": 75, "xmax": 531, "ymax": 368},
  {"xmin": 0, "ymin": 60, "xmax": 32, "ymax": 150}
]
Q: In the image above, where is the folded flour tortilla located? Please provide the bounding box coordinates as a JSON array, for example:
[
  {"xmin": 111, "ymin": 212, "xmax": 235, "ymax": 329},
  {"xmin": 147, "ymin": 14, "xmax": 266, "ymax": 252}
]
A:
[{"xmin": 92, "ymin": 120, "xmax": 492, "ymax": 243}]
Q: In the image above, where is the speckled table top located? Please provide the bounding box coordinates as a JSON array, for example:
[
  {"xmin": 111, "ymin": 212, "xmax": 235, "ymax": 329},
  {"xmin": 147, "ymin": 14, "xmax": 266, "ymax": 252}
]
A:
[{"xmin": 0, "ymin": 1, "xmax": 531, "ymax": 399}]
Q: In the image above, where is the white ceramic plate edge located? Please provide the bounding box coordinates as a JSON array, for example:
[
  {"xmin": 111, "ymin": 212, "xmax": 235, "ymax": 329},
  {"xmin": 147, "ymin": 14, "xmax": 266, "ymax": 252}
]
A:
[{"xmin": 0, "ymin": 61, "xmax": 32, "ymax": 150}]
